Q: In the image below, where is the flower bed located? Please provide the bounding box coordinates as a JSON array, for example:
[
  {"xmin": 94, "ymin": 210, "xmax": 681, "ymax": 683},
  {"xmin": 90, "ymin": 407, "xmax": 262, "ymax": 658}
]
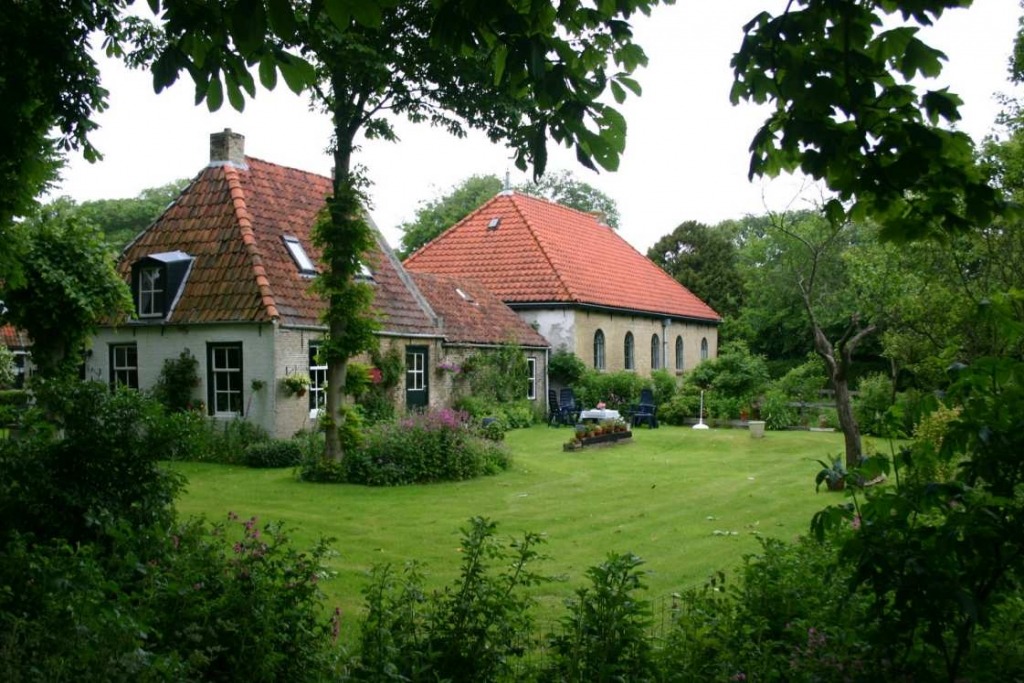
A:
[{"xmin": 563, "ymin": 430, "xmax": 632, "ymax": 451}]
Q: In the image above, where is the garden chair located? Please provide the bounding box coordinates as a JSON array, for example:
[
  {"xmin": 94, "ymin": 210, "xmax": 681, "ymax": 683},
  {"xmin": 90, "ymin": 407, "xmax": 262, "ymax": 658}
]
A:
[
  {"xmin": 631, "ymin": 388, "xmax": 658, "ymax": 429},
  {"xmin": 558, "ymin": 387, "xmax": 580, "ymax": 424},
  {"xmin": 548, "ymin": 389, "xmax": 568, "ymax": 426}
]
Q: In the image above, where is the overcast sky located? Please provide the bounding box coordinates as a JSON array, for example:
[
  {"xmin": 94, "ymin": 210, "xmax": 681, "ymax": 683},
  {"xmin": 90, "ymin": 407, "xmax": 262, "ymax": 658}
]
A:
[{"xmin": 54, "ymin": 1, "xmax": 1021, "ymax": 254}]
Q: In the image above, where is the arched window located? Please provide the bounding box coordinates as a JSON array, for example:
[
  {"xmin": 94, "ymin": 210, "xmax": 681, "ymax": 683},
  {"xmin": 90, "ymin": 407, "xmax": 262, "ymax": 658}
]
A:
[
  {"xmin": 675, "ymin": 335, "xmax": 684, "ymax": 371},
  {"xmin": 624, "ymin": 332, "xmax": 635, "ymax": 370},
  {"xmin": 651, "ymin": 334, "xmax": 660, "ymax": 370},
  {"xmin": 594, "ymin": 329, "xmax": 606, "ymax": 370},
  {"xmin": 700, "ymin": 337, "xmax": 709, "ymax": 360}
]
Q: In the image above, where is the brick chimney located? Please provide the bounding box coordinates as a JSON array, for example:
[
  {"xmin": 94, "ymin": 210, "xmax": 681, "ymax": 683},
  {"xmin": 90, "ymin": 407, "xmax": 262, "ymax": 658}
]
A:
[{"xmin": 209, "ymin": 128, "xmax": 246, "ymax": 168}]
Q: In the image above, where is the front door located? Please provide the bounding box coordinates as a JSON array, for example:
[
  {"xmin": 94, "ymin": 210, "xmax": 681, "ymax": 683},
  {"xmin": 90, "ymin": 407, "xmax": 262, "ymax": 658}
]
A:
[{"xmin": 405, "ymin": 345, "xmax": 429, "ymax": 411}]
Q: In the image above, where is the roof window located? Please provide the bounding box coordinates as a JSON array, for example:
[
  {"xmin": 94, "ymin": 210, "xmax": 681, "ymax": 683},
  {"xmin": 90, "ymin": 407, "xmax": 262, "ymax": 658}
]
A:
[
  {"xmin": 355, "ymin": 262, "xmax": 375, "ymax": 284},
  {"xmin": 130, "ymin": 251, "xmax": 193, "ymax": 320},
  {"xmin": 487, "ymin": 217, "xmax": 501, "ymax": 230},
  {"xmin": 283, "ymin": 236, "xmax": 317, "ymax": 275}
]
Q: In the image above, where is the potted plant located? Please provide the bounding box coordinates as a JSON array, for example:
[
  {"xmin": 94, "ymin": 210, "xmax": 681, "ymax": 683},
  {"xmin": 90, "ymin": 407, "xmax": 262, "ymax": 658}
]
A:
[
  {"xmin": 814, "ymin": 456, "xmax": 846, "ymax": 492},
  {"xmin": 282, "ymin": 373, "xmax": 311, "ymax": 397}
]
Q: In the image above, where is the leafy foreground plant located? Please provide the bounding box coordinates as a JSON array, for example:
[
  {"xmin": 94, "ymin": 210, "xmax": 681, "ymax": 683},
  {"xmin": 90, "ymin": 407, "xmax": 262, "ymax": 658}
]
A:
[{"xmin": 351, "ymin": 516, "xmax": 547, "ymax": 682}]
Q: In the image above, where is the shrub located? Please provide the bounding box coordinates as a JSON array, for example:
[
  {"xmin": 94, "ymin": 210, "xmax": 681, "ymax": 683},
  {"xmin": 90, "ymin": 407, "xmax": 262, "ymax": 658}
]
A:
[
  {"xmin": 650, "ymin": 369, "xmax": 678, "ymax": 404},
  {"xmin": 0, "ymin": 389, "xmax": 29, "ymax": 426},
  {"xmin": 761, "ymin": 388, "xmax": 796, "ymax": 430},
  {"xmin": 854, "ymin": 372, "xmax": 894, "ymax": 436},
  {"xmin": 575, "ymin": 370, "xmax": 647, "ymax": 412},
  {"xmin": 144, "ymin": 408, "xmax": 217, "ymax": 462},
  {"xmin": 549, "ymin": 349, "xmax": 587, "ymax": 386},
  {"xmin": 342, "ymin": 408, "xmax": 509, "ymax": 486},
  {"xmin": 212, "ymin": 418, "xmax": 270, "ymax": 464},
  {"xmin": 245, "ymin": 439, "xmax": 303, "ymax": 468},
  {"xmin": 353, "ymin": 517, "xmax": 545, "ymax": 682},
  {"xmin": 152, "ymin": 350, "xmax": 200, "ymax": 413},
  {"xmin": 776, "ymin": 354, "xmax": 828, "ymax": 403},
  {"xmin": 545, "ymin": 552, "xmax": 655, "ymax": 682}
]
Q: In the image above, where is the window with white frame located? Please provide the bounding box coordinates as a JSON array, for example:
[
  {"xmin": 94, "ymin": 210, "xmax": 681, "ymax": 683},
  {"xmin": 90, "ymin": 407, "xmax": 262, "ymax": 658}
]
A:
[
  {"xmin": 701, "ymin": 337, "xmax": 709, "ymax": 360},
  {"xmin": 207, "ymin": 343, "xmax": 243, "ymax": 416},
  {"xmin": 138, "ymin": 267, "xmax": 163, "ymax": 317},
  {"xmin": 110, "ymin": 343, "xmax": 139, "ymax": 389},
  {"xmin": 283, "ymin": 235, "xmax": 317, "ymax": 275},
  {"xmin": 651, "ymin": 334, "xmax": 661, "ymax": 370},
  {"xmin": 309, "ymin": 342, "xmax": 327, "ymax": 412},
  {"xmin": 675, "ymin": 336, "xmax": 684, "ymax": 371},
  {"xmin": 526, "ymin": 357, "xmax": 536, "ymax": 400},
  {"xmin": 593, "ymin": 329, "xmax": 605, "ymax": 370},
  {"xmin": 624, "ymin": 332, "xmax": 635, "ymax": 370}
]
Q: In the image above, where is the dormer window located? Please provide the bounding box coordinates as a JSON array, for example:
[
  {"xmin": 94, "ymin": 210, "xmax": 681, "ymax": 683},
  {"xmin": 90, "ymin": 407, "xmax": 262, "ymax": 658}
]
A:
[
  {"xmin": 138, "ymin": 267, "xmax": 163, "ymax": 317},
  {"xmin": 283, "ymin": 235, "xmax": 317, "ymax": 275},
  {"xmin": 131, "ymin": 251, "xmax": 193, "ymax": 320}
]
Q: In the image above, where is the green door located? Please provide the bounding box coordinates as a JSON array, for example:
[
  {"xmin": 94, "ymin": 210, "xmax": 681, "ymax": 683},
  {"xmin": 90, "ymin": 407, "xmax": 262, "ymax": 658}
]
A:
[{"xmin": 405, "ymin": 346, "xmax": 429, "ymax": 410}]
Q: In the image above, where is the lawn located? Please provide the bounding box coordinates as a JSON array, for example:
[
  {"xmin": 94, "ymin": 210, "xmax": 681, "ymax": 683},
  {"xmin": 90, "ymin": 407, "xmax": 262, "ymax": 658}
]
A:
[{"xmin": 170, "ymin": 424, "xmax": 856, "ymax": 639}]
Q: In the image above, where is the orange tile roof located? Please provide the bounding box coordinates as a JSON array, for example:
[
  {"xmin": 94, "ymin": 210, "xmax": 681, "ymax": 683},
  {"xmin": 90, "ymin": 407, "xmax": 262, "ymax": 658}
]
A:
[
  {"xmin": 410, "ymin": 273, "xmax": 548, "ymax": 348},
  {"xmin": 1, "ymin": 324, "xmax": 30, "ymax": 349},
  {"xmin": 119, "ymin": 157, "xmax": 440, "ymax": 336},
  {"xmin": 404, "ymin": 192, "xmax": 721, "ymax": 322}
]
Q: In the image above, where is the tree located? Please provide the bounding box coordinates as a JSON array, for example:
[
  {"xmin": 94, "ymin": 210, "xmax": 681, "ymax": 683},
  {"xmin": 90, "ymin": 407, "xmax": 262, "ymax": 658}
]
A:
[
  {"xmin": 70, "ymin": 180, "xmax": 191, "ymax": 250},
  {"xmin": 647, "ymin": 220, "xmax": 744, "ymax": 320},
  {"xmin": 399, "ymin": 170, "xmax": 620, "ymax": 257},
  {"xmin": 732, "ymin": 0, "xmax": 1002, "ymax": 241},
  {"xmin": 519, "ymin": 169, "xmax": 621, "ymax": 228},
  {"xmin": 763, "ymin": 211, "xmax": 878, "ymax": 469},
  {"xmin": 399, "ymin": 174, "xmax": 502, "ymax": 257},
  {"xmin": 150, "ymin": 0, "xmax": 662, "ymax": 461},
  {"xmin": 0, "ymin": 200, "xmax": 133, "ymax": 378}
]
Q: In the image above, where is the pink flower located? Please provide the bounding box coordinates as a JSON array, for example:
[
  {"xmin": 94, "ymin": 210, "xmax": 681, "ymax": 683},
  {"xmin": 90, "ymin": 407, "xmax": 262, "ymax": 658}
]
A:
[{"xmin": 851, "ymin": 515, "xmax": 862, "ymax": 530}]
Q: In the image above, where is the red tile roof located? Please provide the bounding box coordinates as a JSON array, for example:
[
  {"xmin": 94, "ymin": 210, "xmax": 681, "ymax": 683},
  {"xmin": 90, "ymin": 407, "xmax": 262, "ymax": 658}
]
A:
[
  {"xmin": 119, "ymin": 155, "xmax": 547, "ymax": 346},
  {"xmin": 1, "ymin": 324, "xmax": 30, "ymax": 349},
  {"xmin": 120, "ymin": 158, "xmax": 440, "ymax": 336},
  {"xmin": 410, "ymin": 273, "xmax": 548, "ymax": 348},
  {"xmin": 404, "ymin": 192, "xmax": 721, "ymax": 322}
]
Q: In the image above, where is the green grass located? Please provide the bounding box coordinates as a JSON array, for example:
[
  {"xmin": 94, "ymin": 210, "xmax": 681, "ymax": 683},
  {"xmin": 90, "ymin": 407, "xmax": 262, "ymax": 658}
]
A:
[{"xmin": 170, "ymin": 424, "xmax": 855, "ymax": 639}]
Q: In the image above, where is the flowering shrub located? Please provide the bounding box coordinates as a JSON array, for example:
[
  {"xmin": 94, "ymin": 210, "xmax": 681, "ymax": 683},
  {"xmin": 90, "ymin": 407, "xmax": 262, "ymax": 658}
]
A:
[{"xmin": 343, "ymin": 408, "xmax": 510, "ymax": 486}]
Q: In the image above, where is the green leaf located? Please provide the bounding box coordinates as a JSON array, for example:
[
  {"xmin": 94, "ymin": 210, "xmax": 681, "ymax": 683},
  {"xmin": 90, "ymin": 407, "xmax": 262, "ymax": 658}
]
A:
[
  {"xmin": 322, "ymin": 0, "xmax": 352, "ymax": 30},
  {"xmin": 610, "ymin": 80, "xmax": 626, "ymax": 104},
  {"xmin": 277, "ymin": 53, "xmax": 315, "ymax": 94},
  {"xmin": 230, "ymin": 0, "xmax": 267, "ymax": 56},
  {"xmin": 493, "ymin": 44, "xmax": 508, "ymax": 86},
  {"xmin": 205, "ymin": 76, "xmax": 224, "ymax": 111},
  {"xmin": 266, "ymin": 0, "xmax": 298, "ymax": 39},
  {"xmin": 258, "ymin": 55, "xmax": 278, "ymax": 90},
  {"xmin": 351, "ymin": 0, "xmax": 384, "ymax": 27},
  {"xmin": 226, "ymin": 78, "xmax": 246, "ymax": 112}
]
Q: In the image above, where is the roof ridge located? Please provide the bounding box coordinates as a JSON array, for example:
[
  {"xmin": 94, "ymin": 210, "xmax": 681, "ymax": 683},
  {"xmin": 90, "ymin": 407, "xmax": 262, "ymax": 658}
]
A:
[
  {"xmin": 368, "ymin": 218, "xmax": 442, "ymax": 330},
  {"xmin": 223, "ymin": 165, "xmax": 280, "ymax": 321},
  {"xmin": 510, "ymin": 194, "xmax": 577, "ymax": 302}
]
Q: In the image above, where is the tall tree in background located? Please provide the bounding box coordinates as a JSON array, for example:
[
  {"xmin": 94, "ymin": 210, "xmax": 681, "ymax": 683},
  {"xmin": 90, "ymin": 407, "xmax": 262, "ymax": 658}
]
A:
[
  {"xmin": 70, "ymin": 180, "xmax": 191, "ymax": 250},
  {"xmin": 400, "ymin": 170, "xmax": 620, "ymax": 257},
  {"xmin": 647, "ymin": 220, "xmax": 744, "ymax": 320},
  {"xmin": 399, "ymin": 174, "xmax": 503, "ymax": 257}
]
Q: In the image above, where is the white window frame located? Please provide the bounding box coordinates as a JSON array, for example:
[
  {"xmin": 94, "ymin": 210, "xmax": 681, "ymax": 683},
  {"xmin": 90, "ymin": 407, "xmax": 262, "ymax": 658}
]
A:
[
  {"xmin": 208, "ymin": 343, "xmax": 243, "ymax": 417},
  {"xmin": 138, "ymin": 266, "xmax": 163, "ymax": 317},
  {"xmin": 110, "ymin": 343, "xmax": 139, "ymax": 390},
  {"xmin": 407, "ymin": 350, "xmax": 425, "ymax": 391},
  {"xmin": 309, "ymin": 342, "xmax": 327, "ymax": 416},
  {"xmin": 526, "ymin": 357, "xmax": 536, "ymax": 400},
  {"xmin": 283, "ymin": 235, "xmax": 317, "ymax": 275}
]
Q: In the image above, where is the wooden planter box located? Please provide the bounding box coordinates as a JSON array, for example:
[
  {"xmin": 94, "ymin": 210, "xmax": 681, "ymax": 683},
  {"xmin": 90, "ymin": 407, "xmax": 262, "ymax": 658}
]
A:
[{"xmin": 563, "ymin": 430, "xmax": 633, "ymax": 450}]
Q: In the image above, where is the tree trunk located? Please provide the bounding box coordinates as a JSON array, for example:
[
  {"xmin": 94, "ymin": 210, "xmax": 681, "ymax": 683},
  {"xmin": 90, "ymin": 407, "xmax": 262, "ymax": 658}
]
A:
[{"xmin": 810, "ymin": 318, "xmax": 875, "ymax": 470}]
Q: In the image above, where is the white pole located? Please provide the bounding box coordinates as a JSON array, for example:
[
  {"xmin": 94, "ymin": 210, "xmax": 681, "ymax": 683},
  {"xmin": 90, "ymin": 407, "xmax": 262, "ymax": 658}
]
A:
[{"xmin": 693, "ymin": 389, "xmax": 709, "ymax": 430}]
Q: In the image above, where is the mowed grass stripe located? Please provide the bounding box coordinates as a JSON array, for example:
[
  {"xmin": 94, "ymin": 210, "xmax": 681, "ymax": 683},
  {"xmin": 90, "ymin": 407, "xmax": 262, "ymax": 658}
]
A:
[{"xmin": 170, "ymin": 425, "xmax": 854, "ymax": 639}]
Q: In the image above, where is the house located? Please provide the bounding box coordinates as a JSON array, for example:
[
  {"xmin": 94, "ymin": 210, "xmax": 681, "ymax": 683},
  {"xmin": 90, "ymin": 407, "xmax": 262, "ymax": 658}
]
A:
[
  {"xmin": 0, "ymin": 325, "xmax": 30, "ymax": 388},
  {"xmin": 404, "ymin": 191, "xmax": 721, "ymax": 376},
  {"xmin": 85, "ymin": 130, "xmax": 548, "ymax": 437}
]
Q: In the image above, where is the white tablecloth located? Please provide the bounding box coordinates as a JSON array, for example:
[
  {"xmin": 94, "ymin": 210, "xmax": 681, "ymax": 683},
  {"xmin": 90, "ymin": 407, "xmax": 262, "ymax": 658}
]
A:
[{"xmin": 579, "ymin": 409, "xmax": 621, "ymax": 421}]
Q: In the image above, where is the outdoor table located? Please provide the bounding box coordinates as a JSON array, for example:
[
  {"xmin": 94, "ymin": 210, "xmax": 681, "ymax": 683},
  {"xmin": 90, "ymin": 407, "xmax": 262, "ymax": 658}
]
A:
[{"xmin": 578, "ymin": 408, "xmax": 621, "ymax": 422}]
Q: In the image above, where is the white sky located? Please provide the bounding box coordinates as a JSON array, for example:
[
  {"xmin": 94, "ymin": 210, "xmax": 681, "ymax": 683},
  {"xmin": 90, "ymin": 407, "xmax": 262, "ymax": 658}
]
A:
[{"xmin": 55, "ymin": 1, "xmax": 1021, "ymax": 254}]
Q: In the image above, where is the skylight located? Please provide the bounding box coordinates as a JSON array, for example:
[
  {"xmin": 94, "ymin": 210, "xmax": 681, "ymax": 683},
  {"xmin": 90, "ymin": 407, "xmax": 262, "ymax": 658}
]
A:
[
  {"xmin": 355, "ymin": 262, "xmax": 375, "ymax": 283},
  {"xmin": 283, "ymin": 236, "xmax": 316, "ymax": 275}
]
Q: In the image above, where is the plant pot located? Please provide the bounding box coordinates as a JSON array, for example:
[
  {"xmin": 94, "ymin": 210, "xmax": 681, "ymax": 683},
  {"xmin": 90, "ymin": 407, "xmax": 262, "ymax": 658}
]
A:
[
  {"xmin": 826, "ymin": 478, "xmax": 845, "ymax": 492},
  {"xmin": 748, "ymin": 420, "xmax": 766, "ymax": 438}
]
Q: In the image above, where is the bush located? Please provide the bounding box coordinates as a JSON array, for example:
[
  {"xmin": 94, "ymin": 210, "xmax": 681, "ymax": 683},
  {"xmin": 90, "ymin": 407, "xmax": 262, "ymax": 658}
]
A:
[
  {"xmin": 144, "ymin": 409, "xmax": 217, "ymax": 462},
  {"xmin": 353, "ymin": 517, "xmax": 545, "ymax": 682},
  {"xmin": 776, "ymin": 355, "xmax": 828, "ymax": 403},
  {"xmin": 0, "ymin": 389, "xmax": 29, "ymax": 426},
  {"xmin": 545, "ymin": 552, "xmax": 655, "ymax": 682},
  {"xmin": 152, "ymin": 350, "xmax": 200, "ymax": 413},
  {"xmin": 245, "ymin": 439, "xmax": 303, "ymax": 468},
  {"xmin": 650, "ymin": 369, "xmax": 678, "ymax": 404},
  {"xmin": 854, "ymin": 372, "xmax": 894, "ymax": 436},
  {"xmin": 342, "ymin": 408, "xmax": 510, "ymax": 486},
  {"xmin": 761, "ymin": 388, "xmax": 796, "ymax": 430},
  {"xmin": 549, "ymin": 349, "xmax": 587, "ymax": 386},
  {"xmin": 575, "ymin": 370, "xmax": 647, "ymax": 412}
]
